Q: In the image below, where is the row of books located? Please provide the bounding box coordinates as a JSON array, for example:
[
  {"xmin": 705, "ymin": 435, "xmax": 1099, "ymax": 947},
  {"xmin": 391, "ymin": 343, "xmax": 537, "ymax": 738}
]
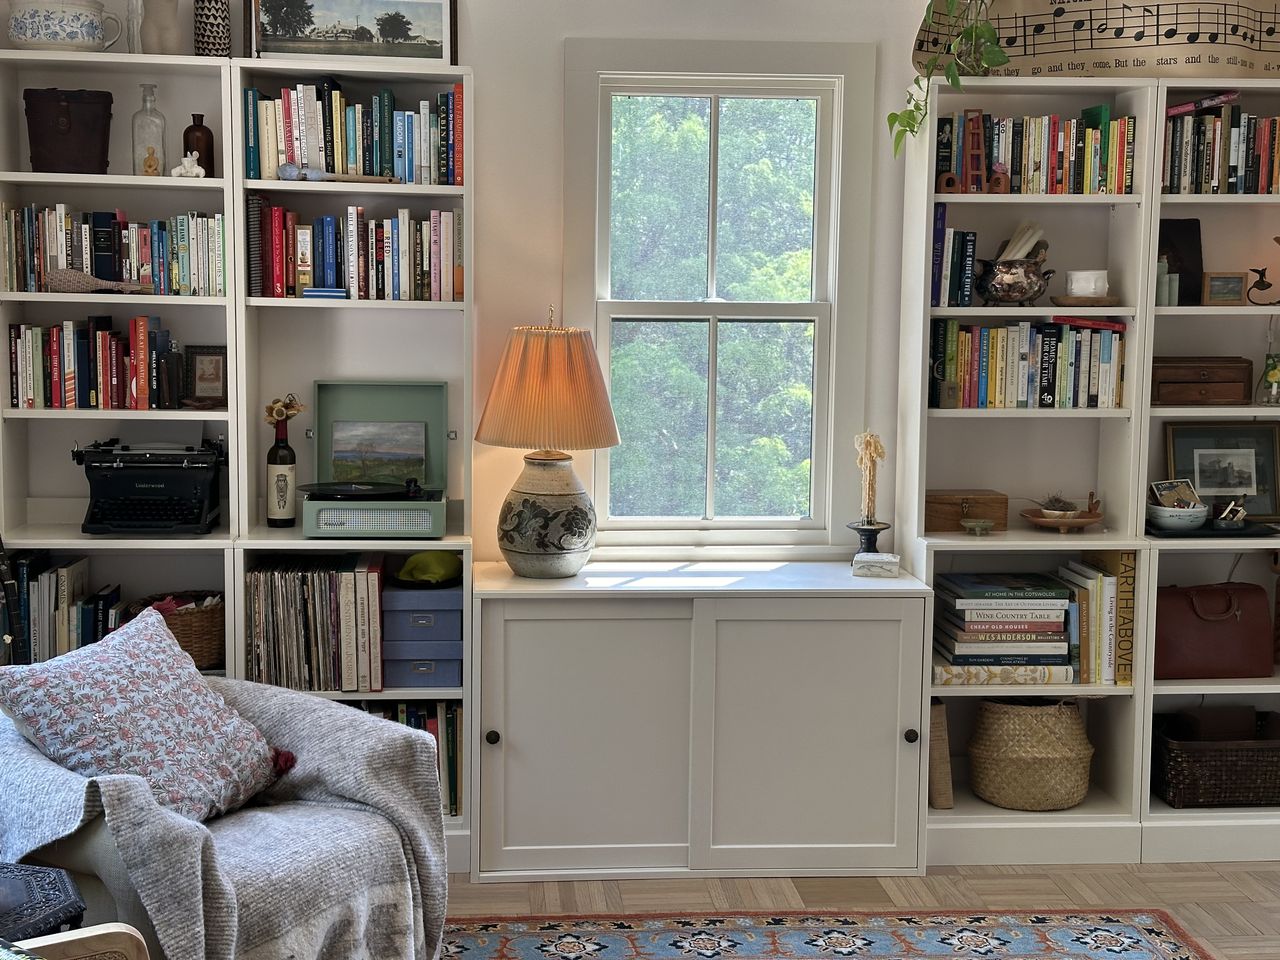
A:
[
  {"xmin": 354, "ymin": 699, "xmax": 463, "ymax": 816},
  {"xmin": 928, "ymin": 316, "xmax": 1127, "ymax": 410},
  {"xmin": 936, "ymin": 106, "xmax": 1137, "ymax": 195},
  {"xmin": 7, "ymin": 316, "xmax": 185, "ymax": 411},
  {"xmin": 0, "ymin": 205, "xmax": 227, "ymax": 297},
  {"xmin": 1161, "ymin": 92, "xmax": 1280, "ymax": 194},
  {"xmin": 1, "ymin": 552, "xmax": 123, "ymax": 666},
  {"xmin": 930, "ymin": 554, "xmax": 1136, "ymax": 686},
  {"xmin": 930, "ymin": 207, "xmax": 977, "ymax": 307},
  {"xmin": 243, "ymin": 81, "xmax": 463, "ymax": 185},
  {"xmin": 246, "ymin": 554, "xmax": 390, "ymax": 694},
  {"xmin": 246, "ymin": 197, "xmax": 463, "ymax": 301}
]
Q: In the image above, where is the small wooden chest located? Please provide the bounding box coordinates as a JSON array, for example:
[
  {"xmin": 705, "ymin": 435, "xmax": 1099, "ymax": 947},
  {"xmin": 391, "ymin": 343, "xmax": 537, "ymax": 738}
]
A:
[
  {"xmin": 924, "ymin": 489, "xmax": 1009, "ymax": 533},
  {"xmin": 1151, "ymin": 356, "xmax": 1253, "ymax": 406}
]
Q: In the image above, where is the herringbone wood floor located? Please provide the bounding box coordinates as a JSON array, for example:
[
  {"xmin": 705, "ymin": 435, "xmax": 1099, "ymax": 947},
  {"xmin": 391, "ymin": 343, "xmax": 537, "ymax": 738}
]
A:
[{"xmin": 448, "ymin": 863, "xmax": 1280, "ymax": 959}]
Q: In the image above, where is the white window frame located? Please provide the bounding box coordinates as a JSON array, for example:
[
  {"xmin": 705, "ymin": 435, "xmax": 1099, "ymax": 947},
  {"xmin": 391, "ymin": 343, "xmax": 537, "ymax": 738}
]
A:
[{"xmin": 563, "ymin": 38, "xmax": 876, "ymax": 554}]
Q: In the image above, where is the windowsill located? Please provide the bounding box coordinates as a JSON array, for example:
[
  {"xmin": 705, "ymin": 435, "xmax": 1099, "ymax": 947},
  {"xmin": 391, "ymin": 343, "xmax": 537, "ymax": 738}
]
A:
[{"xmin": 472, "ymin": 559, "xmax": 930, "ymax": 599}]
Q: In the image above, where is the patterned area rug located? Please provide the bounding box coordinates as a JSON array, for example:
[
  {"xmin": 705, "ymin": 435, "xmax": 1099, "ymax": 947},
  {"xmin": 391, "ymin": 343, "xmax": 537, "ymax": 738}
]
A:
[{"xmin": 442, "ymin": 911, "xmax": 1215, "ymax": 960}]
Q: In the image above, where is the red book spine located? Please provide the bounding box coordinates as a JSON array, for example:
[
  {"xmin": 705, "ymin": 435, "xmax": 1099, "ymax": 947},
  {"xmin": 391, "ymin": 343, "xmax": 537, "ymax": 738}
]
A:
[
  {"xmin": 281, "ymin": 88, "xmax": 295, "ymax": 165},
  {"xmin": 97, "ymin": 331, "xmax": 109, "ymax": 410},
  {"xmin": 452, "ymin": 82, "xmax": 464, "ymax": 186},
  {"xmin": 109, "ymin": 335, "xmax": 122, "ymax": 410},
  {"xmin": 1048, "ymin": 114, "xmax": 1059, "ymax": 194},
  {"xmin": 49, "ymin": 325, "xmax": 62, "ymax": 408},
  {"xmin": 131, "ymin": 316, "xmax": 147, "ymax": 410},
  {"xmin": 285, "ymin": 210, "xmax": 298, "ymax": 296},
  {"xmin": 270, "ymin": 206, "xmax": 285, "ymax": 297},
  {"xmin": 947, "ymin": 619, "xmax": 1066, "ymax": 632},
  {"xmin": 1050, "ymin": 314, "xmax": 1128, "ymax": 332}
]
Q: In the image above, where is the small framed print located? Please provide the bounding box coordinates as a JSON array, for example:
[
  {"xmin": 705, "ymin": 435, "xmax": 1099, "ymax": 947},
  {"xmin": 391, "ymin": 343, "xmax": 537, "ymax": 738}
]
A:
[
  {"xmin": 1166, "ymin": 421, "xmax": 1280, "ymax": 521},
  {"xmin": 1202, "ymin": 272, "xmax": 1249, "ymax": 306},
  {"xmin": 183, "ymin": 345, "xmax": 228, "ymax": 408}
]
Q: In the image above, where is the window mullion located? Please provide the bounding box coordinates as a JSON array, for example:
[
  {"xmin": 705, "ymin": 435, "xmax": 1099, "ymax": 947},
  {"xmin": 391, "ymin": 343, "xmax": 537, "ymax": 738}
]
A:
[
  {"xmin": 706, "ymin": 95, "xmax": 720, "ymax": 301},
  {"xmin": 705, "ymin": 315, "xmax": 718, "ymax": 521}
]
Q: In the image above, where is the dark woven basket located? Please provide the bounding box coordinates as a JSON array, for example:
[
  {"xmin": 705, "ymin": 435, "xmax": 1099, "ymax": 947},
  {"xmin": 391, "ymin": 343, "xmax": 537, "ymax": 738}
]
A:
[
  {"xmin": 123, "ymin": 591, "xmax": 225, "ymax": 670},
  {"xmin": 1153, "ymin": 712, "xmax": 1280, "ymax": 808}
]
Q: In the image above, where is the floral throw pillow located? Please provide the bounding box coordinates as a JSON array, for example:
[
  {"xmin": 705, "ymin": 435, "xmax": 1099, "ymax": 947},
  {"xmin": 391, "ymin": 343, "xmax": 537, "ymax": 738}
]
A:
[{"xmin": 0, "ymin": 607, "xmax": 275, "ymax": 822}]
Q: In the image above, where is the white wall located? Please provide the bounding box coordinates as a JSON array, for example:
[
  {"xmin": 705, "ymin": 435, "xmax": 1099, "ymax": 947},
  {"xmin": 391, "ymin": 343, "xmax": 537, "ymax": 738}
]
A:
[{"xmin": 464, "ymin": 0, "xmax": 922, "ymax": 560}]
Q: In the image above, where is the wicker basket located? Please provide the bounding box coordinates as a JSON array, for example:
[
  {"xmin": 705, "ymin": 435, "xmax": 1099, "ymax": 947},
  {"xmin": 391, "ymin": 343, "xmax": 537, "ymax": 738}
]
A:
[
  {"xmin": 968, "ymin": 698, "xmax": 1094, "ymax": 811},
  {"xmin": 1153, "ymin": 712, "xmax": 1280, "ymax": 808},
  {"xmin": 123, "ymin": 592, "xmax": 225, "ymax": 669}
]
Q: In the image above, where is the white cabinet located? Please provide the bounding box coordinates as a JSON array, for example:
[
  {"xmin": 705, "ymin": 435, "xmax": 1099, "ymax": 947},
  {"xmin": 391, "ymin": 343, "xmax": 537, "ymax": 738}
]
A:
[
  {"xmin": 473, "ymin": 563, "xmax": 929, "ymax": 879},
  {"xmin": 477, "ymin": 598, "xmax": 695, "ymax": 873},
  {"xmin": 689, "ymin": 597, "xmax": 924, "ymax": 872}
]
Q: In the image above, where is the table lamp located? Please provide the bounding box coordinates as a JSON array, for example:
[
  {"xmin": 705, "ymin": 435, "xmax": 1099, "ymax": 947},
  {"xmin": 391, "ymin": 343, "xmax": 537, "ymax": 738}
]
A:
[{"xmin": 475, "ymin": 308, "xmax": 620, "ymax": 578}]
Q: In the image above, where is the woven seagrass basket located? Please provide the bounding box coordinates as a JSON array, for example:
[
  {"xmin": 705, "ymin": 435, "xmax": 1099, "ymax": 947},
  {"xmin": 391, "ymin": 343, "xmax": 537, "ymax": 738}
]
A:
[
  {"xmin": 123, "ymin": 591, "xmax": 225, "ymax": 670},
  {"xmin": 968, "ymin": 698, "xmax": 1094, "ymax": 811}
]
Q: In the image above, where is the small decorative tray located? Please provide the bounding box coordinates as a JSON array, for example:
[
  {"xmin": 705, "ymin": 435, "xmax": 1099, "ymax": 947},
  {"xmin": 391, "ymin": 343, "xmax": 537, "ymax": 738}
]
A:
[
  {"xmin": 1050, "ymin": 295, "xmax": 1123, "ymax": 307},
  {"xmin": 1144, "ymin": 521, "xmax": 1280, "ymax": 539},
  {"xmin": 1020, "ymin": 508, "xmax": 1105, "ymax": 534}
]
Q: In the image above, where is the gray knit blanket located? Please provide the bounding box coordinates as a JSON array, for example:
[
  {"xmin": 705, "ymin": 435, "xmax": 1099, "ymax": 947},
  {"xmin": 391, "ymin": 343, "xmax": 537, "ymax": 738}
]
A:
[{"xmin": 0, "ymin": 677, "xmax": 447, "ymax": 960}]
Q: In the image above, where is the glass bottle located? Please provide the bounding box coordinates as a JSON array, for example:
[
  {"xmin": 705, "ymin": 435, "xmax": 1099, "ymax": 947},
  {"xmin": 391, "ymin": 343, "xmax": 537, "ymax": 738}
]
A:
[
  {"xmin": 266, "ymin": 420, "xmax": 297, "ymax": 527},
  {"xmin": 132, "ymin": 83, "xmax": 166, "ymax": 177},
  {"xmin": 183, "ymin": 114, "xmax": 215, "ymax": 178}
]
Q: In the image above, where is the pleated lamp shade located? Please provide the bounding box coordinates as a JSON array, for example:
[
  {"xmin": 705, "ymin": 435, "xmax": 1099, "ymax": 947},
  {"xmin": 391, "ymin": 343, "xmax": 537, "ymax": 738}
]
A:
[{"xmin": 475, "ymin": 324, "xmax": 620, "ymax": 451}]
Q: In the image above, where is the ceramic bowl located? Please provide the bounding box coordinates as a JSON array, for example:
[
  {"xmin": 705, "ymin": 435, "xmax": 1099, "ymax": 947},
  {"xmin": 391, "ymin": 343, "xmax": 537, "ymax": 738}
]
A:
[
  {"xmin": 1147, "ymin": 502, "xmax": 1210, "ymax": 531},
  {"xmin": 8, "ymin": 0, "xmax": 121, "ymax": 50}
]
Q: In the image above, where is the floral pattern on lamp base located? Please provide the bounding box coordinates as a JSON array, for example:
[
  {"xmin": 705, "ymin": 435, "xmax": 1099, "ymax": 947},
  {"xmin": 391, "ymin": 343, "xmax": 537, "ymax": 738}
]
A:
[{"xmin": 497, "ymin": 453, "xmax": 596, "ymax": 579}]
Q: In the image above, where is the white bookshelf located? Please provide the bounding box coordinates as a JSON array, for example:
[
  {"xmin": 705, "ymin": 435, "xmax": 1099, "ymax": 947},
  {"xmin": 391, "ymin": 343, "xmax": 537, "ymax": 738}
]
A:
[
  {"xmin": 900, "ymin": 76, "xmax": 1280, "ymax": 866},
  {"xmin": 897, "ymin": 77, "xmax": 1157, "ymax": 866},
  {"xmin": 229, "ymin": 57, "xmax": 474, "ymax": 869},
  {"xmin": 0, "ymin": 52, "xmax": 475, "ymax": 870}
]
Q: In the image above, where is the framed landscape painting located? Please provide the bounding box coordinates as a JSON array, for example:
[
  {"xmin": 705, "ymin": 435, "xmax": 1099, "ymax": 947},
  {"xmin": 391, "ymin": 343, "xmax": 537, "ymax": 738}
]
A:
[{"xmin": 250, "ymin": 0, "xmax": 453, "ymax": 61}]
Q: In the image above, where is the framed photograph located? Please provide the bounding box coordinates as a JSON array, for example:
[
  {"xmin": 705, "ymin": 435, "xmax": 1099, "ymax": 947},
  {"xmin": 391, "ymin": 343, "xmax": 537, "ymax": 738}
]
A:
[
  {"xmin": 1150, "ymin": 478, "xmax": 1201, "ymax": 508},
  {"xmin": 249, "ymin": 0, "xmax": 454, "ymax": 61},
  {"xmin": 1202, "ymin": 271, "xmax": 1249, "ymax": 306},
  {"xmin": 1166, "ymin": 422, "xmax": 1280, "ymax": 521},
  {"xmin": 183, "ymin": 345, "xmax": 228, "ymax": 408}
]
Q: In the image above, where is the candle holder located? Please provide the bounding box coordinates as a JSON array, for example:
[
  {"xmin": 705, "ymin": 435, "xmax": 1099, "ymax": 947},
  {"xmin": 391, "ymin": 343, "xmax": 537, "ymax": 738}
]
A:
[{"xmin": 848, "ymin": 519, "xmax": 891, "ymax": 556}]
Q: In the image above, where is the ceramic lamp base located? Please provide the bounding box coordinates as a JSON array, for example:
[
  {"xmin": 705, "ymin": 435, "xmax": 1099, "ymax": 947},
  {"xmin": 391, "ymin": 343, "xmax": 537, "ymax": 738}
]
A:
[{"xmin": 498, "ymin": 451, "xmax": 597, "ymax": 578}]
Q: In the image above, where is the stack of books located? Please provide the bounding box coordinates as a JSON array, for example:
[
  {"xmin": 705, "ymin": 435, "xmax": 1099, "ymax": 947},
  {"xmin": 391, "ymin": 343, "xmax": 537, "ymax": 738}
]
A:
[
  {"xmin": 243, "ymin": 80, "xmax": 463, "ymax": 185},
  {"xmin": 246, "ymin": 196, "xmax": 462, "ymax": 301},
  {"xmin": 1055, "ymin": 551, "xmax": 1136, "ymax": 686},
  {"xmin": 1159, "ymin": 91, "xmax": 1280, "ymax": 195},
  {"xmin": 1, "ymin": 205, "xmax": 226, "ymax": 296},
  {"xmin": 3, "ymin": 551, "xmax": 126, "ymax": 665},
  {"xmin": 928, "ymin": 313, "xmax": 1126, "ymax": 410},
  {"xmin": 937, "ymin": 104, "xmax": 1137, "ymax": 195},
  {"xmin": 932, "ymin": 572, "xmax": 1074, "ymax": 685},
  {"xmin": 8, "ymin": 315, "xmax": 184, "ymax": 411}
]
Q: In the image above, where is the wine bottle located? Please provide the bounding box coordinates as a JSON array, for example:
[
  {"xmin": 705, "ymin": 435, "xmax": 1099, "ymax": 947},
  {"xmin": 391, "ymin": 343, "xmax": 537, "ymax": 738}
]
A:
[{"xmin": 266, "ymin": 419, "xmax": 296, "ymax": 527}]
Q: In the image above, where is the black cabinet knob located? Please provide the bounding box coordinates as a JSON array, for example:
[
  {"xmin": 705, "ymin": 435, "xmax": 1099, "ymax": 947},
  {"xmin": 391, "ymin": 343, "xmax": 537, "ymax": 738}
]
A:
[
  {"xmin": 485, "ymin": 730, "xmax": 501, "ymax": 745},
  {"xmin": 904, "ymin": 728, "xmax": 920, "ymax": 744}
]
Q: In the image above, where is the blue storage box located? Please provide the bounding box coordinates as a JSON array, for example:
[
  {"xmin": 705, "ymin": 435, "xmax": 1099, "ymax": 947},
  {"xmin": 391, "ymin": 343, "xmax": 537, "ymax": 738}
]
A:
[{"xmin": 382, "ymin": 585, "xmax": 463, "ymax": 687}]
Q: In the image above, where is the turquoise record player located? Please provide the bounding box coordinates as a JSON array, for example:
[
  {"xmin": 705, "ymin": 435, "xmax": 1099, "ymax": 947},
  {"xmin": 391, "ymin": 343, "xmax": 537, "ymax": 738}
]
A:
[{"xmin": 302, "ymin": 380, "xmax": 448, "ymax": 538}]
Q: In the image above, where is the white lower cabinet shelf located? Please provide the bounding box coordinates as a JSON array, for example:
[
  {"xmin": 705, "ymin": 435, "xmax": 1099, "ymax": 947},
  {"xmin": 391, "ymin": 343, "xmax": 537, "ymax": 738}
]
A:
[{"xmin": 472, "ymin": 564, "xmax": 929, "ymax": 879}]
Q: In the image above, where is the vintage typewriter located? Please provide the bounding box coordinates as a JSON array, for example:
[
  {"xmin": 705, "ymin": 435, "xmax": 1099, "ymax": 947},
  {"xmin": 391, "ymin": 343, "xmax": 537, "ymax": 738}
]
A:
[{"xmin": 72, "ymin": 438, "xmax": 225, "ymax": 535}]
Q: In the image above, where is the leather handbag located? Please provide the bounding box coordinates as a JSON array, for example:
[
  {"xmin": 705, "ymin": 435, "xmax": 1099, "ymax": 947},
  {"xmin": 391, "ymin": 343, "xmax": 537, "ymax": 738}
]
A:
[{"xmin": 1155, "ymin": 582, "xmax": 1274, "ymax": 680}]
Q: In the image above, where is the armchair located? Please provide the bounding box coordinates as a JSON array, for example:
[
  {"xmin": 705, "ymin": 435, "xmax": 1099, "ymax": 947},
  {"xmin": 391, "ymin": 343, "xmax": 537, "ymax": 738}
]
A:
[{"xmin": 0, "ymin": 678, "xmax": 447, "ymax": 960}]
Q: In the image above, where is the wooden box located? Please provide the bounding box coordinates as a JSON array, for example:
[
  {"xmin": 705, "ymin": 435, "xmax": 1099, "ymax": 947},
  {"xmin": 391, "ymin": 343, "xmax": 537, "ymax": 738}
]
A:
[
  {"xmin": 1151, "ymin": 356, "xmax": 1253, "ymax": 406},
  {"xmin": 924, "ymin": 489, "xmax": 1008, "ymax": 532}
]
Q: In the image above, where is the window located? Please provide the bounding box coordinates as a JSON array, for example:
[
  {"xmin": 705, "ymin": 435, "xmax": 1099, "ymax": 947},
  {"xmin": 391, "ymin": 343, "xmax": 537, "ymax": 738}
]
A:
[
  {"xmin": 563, "ymin": 40, "xmax": 874, "ymax": 549},
  {"xmin": 597, "ymin": 80, "xmax": 834, "ymax": 530}
]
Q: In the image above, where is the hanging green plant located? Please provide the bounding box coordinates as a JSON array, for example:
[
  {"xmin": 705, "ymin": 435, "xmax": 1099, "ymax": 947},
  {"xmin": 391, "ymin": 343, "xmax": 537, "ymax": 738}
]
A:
[{"xmin": 888, "ymin": 0, "xmax": 1010, "ymax": 156}]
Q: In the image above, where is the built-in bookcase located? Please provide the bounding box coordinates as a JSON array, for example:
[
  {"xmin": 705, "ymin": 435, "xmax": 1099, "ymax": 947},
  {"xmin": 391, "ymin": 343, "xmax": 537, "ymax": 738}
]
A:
[
  {"xmin": 901, "ymin": 76, "xmax": 1280, "ymax": 866},
  {"xmin": 229, "ymin": 57, "xmax": 474, "ymax": 867}
]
